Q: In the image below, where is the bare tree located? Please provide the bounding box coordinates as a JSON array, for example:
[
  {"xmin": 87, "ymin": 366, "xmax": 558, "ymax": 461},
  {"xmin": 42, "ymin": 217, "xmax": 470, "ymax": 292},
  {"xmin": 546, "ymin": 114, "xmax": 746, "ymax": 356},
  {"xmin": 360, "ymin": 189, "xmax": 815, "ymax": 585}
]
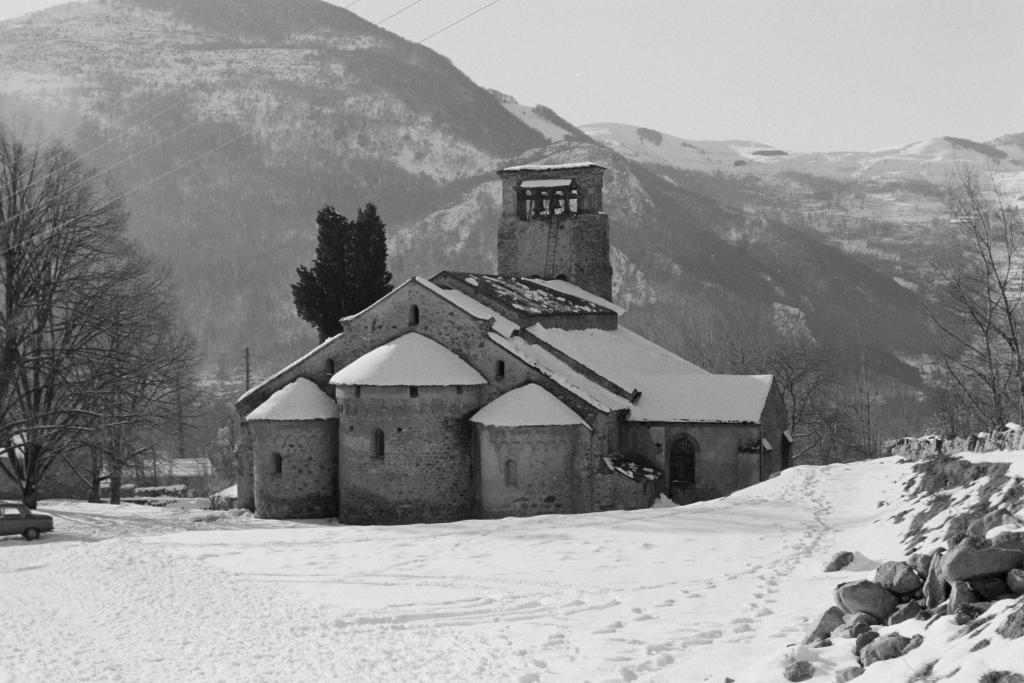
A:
[
  {"xmin": 927, "ymin": 165, "xmax": 1024, "ymax": 431},
  {"xmin": 0, "ymin": 126, "xmax": 197, "ymax": 507}
]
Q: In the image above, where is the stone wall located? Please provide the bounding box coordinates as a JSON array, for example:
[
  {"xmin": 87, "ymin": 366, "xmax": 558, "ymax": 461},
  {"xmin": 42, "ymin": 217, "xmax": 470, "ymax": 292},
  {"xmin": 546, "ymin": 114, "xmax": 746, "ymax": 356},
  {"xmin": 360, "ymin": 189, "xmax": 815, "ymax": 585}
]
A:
[
  {"xmin": 496, "ymin": 213, "xmax": 612, "ymax": 301},
  {"xmin": 238, "ymin": 278, "xmax": 621, "ymax": 522},
  {"xmin": 495, "ymin": 164, "xmax": 612, "ymax": 300},
  {"xmin": 251, "ymin": 419, "xmax": 338, "ymax": 519},
  {"xmin": 337, "ymin": 385, "xmax": 482, "ymax": 524},
  {"xmin": 621, "ymin": 422, "xmax": 767, "ymax": 504},
  {"xmin": 476, "ymin": 423, "xmax": 584, "ymax": 517}
]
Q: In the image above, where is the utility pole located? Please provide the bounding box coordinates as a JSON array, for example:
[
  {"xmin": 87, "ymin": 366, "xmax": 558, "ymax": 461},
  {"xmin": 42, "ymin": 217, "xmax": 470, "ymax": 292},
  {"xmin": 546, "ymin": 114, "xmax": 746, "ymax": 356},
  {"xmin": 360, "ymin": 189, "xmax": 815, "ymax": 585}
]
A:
[{"xmin": 244, "ymin": 347, "xmax": 251, "ymax": 391}]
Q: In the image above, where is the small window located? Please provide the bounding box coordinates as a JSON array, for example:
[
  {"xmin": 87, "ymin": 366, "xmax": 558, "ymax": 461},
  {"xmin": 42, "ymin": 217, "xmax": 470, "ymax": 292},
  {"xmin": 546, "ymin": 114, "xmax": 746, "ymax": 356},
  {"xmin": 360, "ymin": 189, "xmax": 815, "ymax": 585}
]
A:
[
  {"xmin": 409, "ymin": 305, "xmax": 420, "ymax": 326},
  {"xmin": 271, "ymin": 452, "xmax": 283, "ymax": 474},
  {"xmin": 456, "ymin": 386, "xmax": 463, "ymax": 395},
  {"xmin": 326, "ymin": 358, "xmax": 336, "ymax": 375},
  {"xmin": 496, "ymin": 360, "xmax": 506, "ymax": 380},
  {"xmin": 373, "ymin": 429, "xmax": 385, "ymax": 460},
  {"xmin": 409, "ymin": 386, "xmax": 419, "ymax": 398},
  {"xmin": 504, "ymin": 459, "xmax": 517, "ymax": 487},
  {"xmin": 354, "ymin": 385, "xmax": 361, "ymax": 398}
]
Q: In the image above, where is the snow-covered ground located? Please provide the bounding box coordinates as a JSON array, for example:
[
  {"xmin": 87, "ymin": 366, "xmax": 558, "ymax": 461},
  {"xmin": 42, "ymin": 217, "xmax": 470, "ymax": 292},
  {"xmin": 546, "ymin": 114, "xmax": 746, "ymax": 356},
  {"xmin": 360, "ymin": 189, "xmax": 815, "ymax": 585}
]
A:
[{"xmin": 0, "ymin": 457, "xmax": 1019, "ymax": 682}]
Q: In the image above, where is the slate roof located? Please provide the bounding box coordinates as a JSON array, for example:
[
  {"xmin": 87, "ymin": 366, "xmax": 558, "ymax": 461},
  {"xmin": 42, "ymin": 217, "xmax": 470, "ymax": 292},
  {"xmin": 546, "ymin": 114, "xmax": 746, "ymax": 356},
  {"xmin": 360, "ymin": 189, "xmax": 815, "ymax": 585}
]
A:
[{"xmin": 438, "ymin": 272, "xmax": 613, "ymax": 317}]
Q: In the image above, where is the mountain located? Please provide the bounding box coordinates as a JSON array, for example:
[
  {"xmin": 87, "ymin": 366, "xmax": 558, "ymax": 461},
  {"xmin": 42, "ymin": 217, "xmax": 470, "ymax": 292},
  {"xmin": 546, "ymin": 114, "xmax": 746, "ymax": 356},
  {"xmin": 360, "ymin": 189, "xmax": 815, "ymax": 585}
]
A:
[
  {"xmin": 0, "ymin": 0, "xmax": 546, "ymax": 366},
  {"xmin": 583, "ymin": 122, "xmax": 1024, "ymax": 293},
  {"xmin": 0, "ymin": 0, "xmax": 980, "ymax": 425}
]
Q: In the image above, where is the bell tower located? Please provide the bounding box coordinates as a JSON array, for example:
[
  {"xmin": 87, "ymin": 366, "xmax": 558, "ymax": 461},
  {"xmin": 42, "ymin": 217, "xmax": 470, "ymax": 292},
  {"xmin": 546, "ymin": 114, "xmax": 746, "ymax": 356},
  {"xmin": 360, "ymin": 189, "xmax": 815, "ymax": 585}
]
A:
[{"xmin": 496, "ymin": 162, "xmax": 613, "ymax": 300}]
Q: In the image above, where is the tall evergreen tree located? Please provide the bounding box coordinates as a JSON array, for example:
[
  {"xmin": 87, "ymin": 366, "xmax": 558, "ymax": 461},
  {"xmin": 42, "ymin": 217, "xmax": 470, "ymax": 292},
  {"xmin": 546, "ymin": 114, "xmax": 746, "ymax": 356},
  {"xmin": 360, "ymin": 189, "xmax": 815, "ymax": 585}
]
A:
[{"xmin": 292, "ymin": 203, "xmax": 393, "ymax": 341}]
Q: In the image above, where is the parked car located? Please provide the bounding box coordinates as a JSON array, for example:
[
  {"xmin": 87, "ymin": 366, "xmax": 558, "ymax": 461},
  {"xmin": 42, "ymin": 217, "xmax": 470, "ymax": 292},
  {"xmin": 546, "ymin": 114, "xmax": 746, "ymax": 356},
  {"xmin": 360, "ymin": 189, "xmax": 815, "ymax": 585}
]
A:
[{"xmin": 0, "ymin": 502, "xmax": 54, "ymax": 540}]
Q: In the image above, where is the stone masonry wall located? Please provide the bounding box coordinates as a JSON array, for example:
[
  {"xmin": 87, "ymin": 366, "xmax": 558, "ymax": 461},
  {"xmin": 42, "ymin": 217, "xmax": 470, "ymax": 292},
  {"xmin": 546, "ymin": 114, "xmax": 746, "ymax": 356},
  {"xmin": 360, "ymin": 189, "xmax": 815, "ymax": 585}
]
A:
[
  {"xmin": 239, "ymin": 279, "xmax": 616, "ymax": 521},
  {"xmin": 476, "ymin": 423, "xmax": 584, "ymax": 517},
  {"xmin": 496, "ymin": 213, "xmax": 612, "ymax": 301},
  {"xmin": 251, "ymin": 419, "xmax": 338, "ymax": 519},
  {"xmin": 495, "ymin": 164, "xmax": 612, "ymax": 300},
  {"xmin": 622, "ymin": 422, "xmax": 765, "ymax": 504},
  {"xmin": 337, "ymin": 385, "xmax": 482, "ymax": 524}
]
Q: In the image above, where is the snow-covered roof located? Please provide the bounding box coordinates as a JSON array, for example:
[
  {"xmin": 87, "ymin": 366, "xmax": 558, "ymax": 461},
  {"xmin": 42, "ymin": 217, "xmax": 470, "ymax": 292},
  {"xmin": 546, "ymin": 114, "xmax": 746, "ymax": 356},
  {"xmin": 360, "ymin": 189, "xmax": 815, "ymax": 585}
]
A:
[
  {"xmin": 500, "ymin": 162, "xmax": 604, "ymax": 172},
  {"xmin": 520, "ymin": 178, "xmax": 573, "ymax": 188},
  {"xmin": 527, "ymin": 324, "xmax": 707, "ymax": 392},
  {"xmin": 471, "ymin": 384, "xmax": 590, "ymax": 429},
  {"xmin": 439, "ymin": 272, "xmax": 614, "ymax": 317},
  {"xmin": 330, "ymin": 332, "xmax": 486, "ymax": 387},
  {"xmin": 630, "ymin": 374, "xmax": 774, "ymax": 423},
  {"xmin": 526, "ymin": 278, "xmax": 625, "ymax": 315},
  {"xmin": 507, "ymin": 325, "xmax": 773, "ymax": 423},
  {"xmin": 246, "ymin": 378, "xmax": 337, "ymax": 421},
  {"xmin": 419, "ymin": 277, "xmax": 519, "ymax": 337}
]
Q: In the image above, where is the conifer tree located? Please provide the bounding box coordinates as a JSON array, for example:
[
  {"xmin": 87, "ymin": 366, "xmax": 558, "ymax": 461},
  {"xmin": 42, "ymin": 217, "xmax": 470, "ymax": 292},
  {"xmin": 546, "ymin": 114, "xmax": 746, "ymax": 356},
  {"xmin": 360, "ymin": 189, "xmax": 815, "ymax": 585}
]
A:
[{"xmin": 292, "ymin": 203, "xmax": 393, "ymax": 341}]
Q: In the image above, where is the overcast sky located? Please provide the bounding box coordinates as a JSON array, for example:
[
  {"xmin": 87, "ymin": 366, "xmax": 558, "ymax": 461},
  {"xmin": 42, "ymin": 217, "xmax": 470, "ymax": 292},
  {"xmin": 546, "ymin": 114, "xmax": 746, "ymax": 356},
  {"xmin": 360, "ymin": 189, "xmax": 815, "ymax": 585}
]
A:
[{"xmin": 3, "ymin": 0, "xmax": 1022, "ymax": 151}]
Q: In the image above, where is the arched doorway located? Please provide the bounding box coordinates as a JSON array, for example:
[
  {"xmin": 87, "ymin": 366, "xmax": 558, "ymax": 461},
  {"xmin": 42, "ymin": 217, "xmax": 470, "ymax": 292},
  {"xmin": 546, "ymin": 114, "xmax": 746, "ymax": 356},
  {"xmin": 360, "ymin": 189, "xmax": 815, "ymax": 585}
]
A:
[{"xmin": 669, "ymin": 434, "xmax": 699, "ymax": 503}]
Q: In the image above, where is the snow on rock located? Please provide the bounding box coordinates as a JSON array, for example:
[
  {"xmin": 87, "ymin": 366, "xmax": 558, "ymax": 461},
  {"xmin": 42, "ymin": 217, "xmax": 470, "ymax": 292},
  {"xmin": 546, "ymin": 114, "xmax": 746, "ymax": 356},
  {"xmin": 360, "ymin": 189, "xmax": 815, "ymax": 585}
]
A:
[
  {"xmin": 329, "ymin": 332, "xmax": 486, "ymax": 386},
  {"xmin": 470, "ymin": 383, "xmax": 589, "ymax": 428},
  {"xmin": 245, "ymin": 377, "xmax": 336, "ymax": 421}
]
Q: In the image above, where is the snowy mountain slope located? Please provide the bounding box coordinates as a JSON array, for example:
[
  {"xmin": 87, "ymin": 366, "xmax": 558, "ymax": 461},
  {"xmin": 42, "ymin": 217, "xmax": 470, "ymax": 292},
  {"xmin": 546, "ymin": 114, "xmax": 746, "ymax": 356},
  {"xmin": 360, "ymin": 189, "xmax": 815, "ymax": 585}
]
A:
[
  {"xmin": 5, "ymin": 454, "xmax": 1021, "ymax": 681},
  {"xmin": 0, "ymin": 0, "xmax": 947, "ymax": 399},
  {"xmin": 0, "ymin": 0, "xmax": 547, "ymax": 366},
  {"xmin": 583, "ymin": 122, "xmax": 1024, "ymax": 182}
]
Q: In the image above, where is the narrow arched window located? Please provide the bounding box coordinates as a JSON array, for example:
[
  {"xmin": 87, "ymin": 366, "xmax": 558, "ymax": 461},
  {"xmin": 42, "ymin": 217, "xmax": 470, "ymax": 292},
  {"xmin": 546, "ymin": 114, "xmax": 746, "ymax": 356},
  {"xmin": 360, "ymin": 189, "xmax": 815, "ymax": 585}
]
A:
[
  {"xmin": 271, "ymin": 452, "xmax": 283, "ymax": 474},
  {"xmin": 504, "ymin": 459, "xmax": 517, "ymax": 487},
  {"xmin": 326, "ymin": 358, "xmax": 335, "ymax": 376},
  {"xmin": 354, "ymin": 385, "xmax": 361, "ymax": 399},
  {"xmin": 409, "ymin": 305, "xmax": 420, "ymax": 326},
  {"xmin": 496, "ymin": 360, "xmax": 506, "ymax": 380},
  {"xmin": 373, "ymin": 429, "xmax": 385, "ymax": 460}
]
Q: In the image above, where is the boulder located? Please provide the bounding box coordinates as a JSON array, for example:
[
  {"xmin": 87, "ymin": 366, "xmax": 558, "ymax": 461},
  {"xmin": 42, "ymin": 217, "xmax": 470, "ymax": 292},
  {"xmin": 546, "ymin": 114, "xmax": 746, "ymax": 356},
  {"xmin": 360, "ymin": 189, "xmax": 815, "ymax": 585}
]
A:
[
  {"xmin": 997, "ymin": 601, "xmax": 1024, "ymax": 639},
  {"xmin": 970, "ymin": 575, "xmax": 1009, "ymax": 600},
  {"xmin": 832, "ymin": 621, "xmax": 871, "ymax": 640},
  {"xmin": 804, "ymin": 605, "xmax": 844, "ymax": 644},
  {"xmin": 992, "ymin": 530, "xmax": 1024, "ymax": 552},
  {"xmin": 948, "ymin": 580, "xmax": 980, "ymax": 613},
  {"xmin": 923, "ymin": 550, "xmax": 948, "ymax": 609},
  {"xmin": 907, "ymin": 551, "xmax": 933, "ymax": 578},
  {"xmin": 824, "ymin": 551, "xmax": 856, "ymax": 572},
  {"xmin": 853, "ymin": 630, "xmax": 879, "ymax": 656},
  {"xmin": 944, "ymin": 513, "xmax": 975, "ymax": 546},
  {"xmin": 860, "ymin": 634, "xmax": 910, "ymax": 667},
  {"xmin": 967, "ymin": 508, "xmax": 1021, "ymax": 538},
  {"xmin": 844, "ymin": 611, "xmax": 880, "ymax": 627},
  {"xmin": 1007, "ymin": 568, "xmax": 1024, "ymax": 595},
  {"xmin": 834, "ymin": 581, "xmax": 899, "ymax": 622},
  {"xmin": 953, "ymin": 601, "xmax": 991, "ymax": 625},
  {"xmin": 874, "ymin": 561, "xmax": 922, "ymax": 594},
  {"xmin": 783, "ymin": 660, "xmax": 813, "ymax": 682},
  {"xmin": 835, "ymin": 666, "xmax": 864, "ymax": 682},
  {"xmin": 887, "ymin": 599, "xmax": 923, "ymax": 626},
  {"xmin": 940, "ymin": 536, "xmax": 1024, "ymax": 582},
  {"xmin": 901, "ymin": 633, "xmax": 924, "ymax": 655}
]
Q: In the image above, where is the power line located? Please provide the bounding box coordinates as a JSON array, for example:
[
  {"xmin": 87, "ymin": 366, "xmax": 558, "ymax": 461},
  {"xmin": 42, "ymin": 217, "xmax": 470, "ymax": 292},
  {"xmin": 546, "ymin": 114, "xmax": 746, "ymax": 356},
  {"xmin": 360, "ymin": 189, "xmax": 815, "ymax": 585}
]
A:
[
  {"xmin": 0, "ymin": 116, "xmax": 205, "ymax": 232},
  {"xmin": 14, "ymin": 92, "xmax": 194, "ymax": 206},
  {"xmin": 376, "ymin": 0, "xmax": 427, "ymax": 25},
  {"xmin": 419, "ymin": 0, "xmax": 501, "ymax": 43},
  {"xmin": 2, "ymin": 130, "xmax": 247, "ymax": 257}
]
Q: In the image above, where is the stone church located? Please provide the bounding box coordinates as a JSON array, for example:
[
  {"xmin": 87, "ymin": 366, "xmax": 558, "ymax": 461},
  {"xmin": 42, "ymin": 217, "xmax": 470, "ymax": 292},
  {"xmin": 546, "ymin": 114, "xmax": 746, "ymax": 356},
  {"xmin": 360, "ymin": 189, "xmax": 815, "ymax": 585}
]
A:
[{"xmin": 235, "ymin": 163, "xmax": 790, "ymax": 523}]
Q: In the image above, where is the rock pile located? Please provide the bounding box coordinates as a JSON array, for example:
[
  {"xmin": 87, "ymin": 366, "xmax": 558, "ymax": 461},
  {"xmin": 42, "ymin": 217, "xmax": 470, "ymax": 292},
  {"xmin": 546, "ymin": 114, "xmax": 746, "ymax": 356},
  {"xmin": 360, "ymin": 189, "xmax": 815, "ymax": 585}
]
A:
[{"xmin": 799, "ymin": 533, "xmax": 1024, "ymax": 679}]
